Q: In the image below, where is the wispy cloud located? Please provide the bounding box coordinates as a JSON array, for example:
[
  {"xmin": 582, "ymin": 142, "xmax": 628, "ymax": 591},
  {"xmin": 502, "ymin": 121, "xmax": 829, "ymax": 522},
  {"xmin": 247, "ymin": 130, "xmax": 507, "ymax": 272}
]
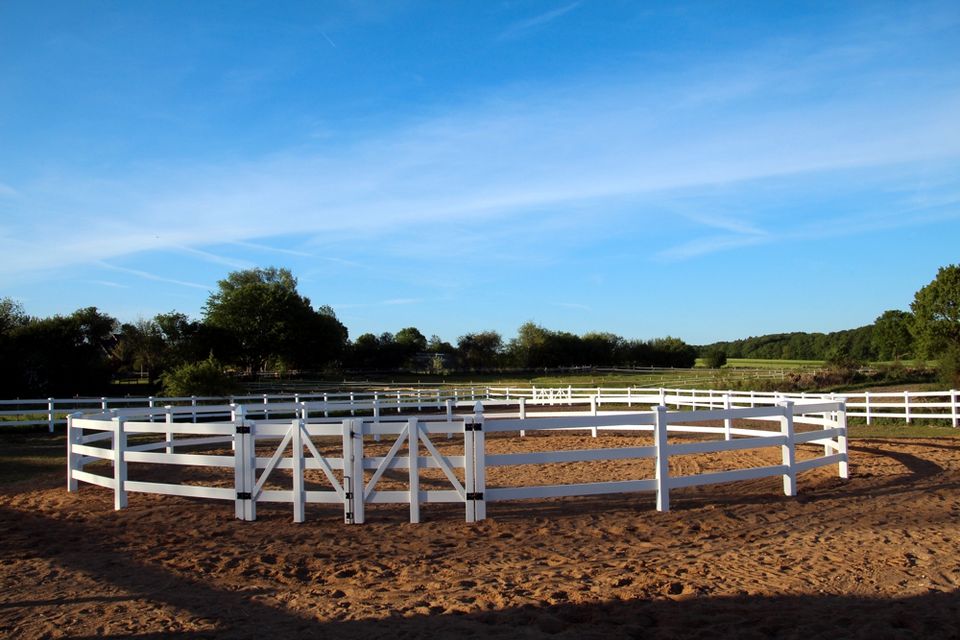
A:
[
  {"xmin": 96, "ymin": 262, "xmax": 210, "ymax": 290},
  {"xmin": 87, "ymin": 279, "xmax": 130, "ymax": 289},
  {"xmin": 319, "ymin": 30, "xmax": 337, "ymax": 48},
  {"xmin": 229, "ymin": 240, "xmax": 314, "ymax": 258},
  {"xmin": 656, "ymin": 196, "xmax": 960, "ymax": 261},
  {"xmin": 176, "ymin": 246, "xmax": 252, "ymax": 270},
  {"xmin": 500, "ymin": 2, "xmax": 582, "ymax": 40},
  {"xmin": 655, "ymin": 234, "xmax": 772, "ymax": 262}
]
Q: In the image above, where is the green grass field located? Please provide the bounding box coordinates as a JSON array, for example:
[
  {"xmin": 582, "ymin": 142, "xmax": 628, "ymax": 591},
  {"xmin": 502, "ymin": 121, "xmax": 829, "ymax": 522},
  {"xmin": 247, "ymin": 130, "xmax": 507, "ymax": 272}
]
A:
[
  {"xmin": 719, "ymin": 358, "xmax": 825, "ymax": 369},
  {"xmin": 0, "ymin": 429, "xmax": 66, "ymax": 485}
]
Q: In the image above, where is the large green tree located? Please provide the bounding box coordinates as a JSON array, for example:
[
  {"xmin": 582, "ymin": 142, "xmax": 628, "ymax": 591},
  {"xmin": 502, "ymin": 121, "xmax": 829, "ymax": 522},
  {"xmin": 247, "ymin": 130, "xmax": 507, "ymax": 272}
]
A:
[
  {"xmin": 910, "ymin": 264, "xmax": 960, "ymax": 358},
  {"xmin": 0, "ymin": 297, "xmax": 29, "ymax": 334},
  {"xmin": 203, "ymin": 267, "xmax": 347, "ymax": 372},
  {"xmin": 457, "ymin": 331, "xmax": 503, "ymax": 370},
  {"xmin": 2, "ymin": 307, "xmax": 117, "ymax": 396},
  {"xmin": 871, "ymin": 310, "xmax": 914, "ymax": 361}
]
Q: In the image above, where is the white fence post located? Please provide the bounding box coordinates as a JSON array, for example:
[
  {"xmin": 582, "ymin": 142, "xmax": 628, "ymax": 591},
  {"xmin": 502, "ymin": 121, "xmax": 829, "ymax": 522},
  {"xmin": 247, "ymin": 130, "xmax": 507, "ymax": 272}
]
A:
[
  {"xmin": 165, "ymin": 406, "xmax": 174, "ymax": 454},
  {"xmin": 66, "ymin": 412, "xmax": 80, "ymax": 492},
  {"xmin": 464, "ymin": 416, "xmax": 476, "ymax": 523},
  {"xmin": 408, "ymin": 418, "xmax": 420, "ymax": 524},
  {"xmin": 723, "ymin": 394, "xmax": 733, "ymax": 441},
  {"xmin": 351, "ymin": 418, "xmax": 365, "ymax": 524},
  {"xmin": 191, "ymin": 396, "xmax": 197, "ymax": 421},
  {"xmin": 112, "ymin": 415, "xmax": 128, "ymax": 511},
  {"xmin": 323, "ymin": 393, "xmax": 329, "ymax": 417},
  {"xmin": 445, "ymin": 399, "xmax": 454, "ymax": 439},
  {"xmin": 232, "ymin": 405, "xmax": 256, "ymax": 521},
  {"xmin": 590, "ymin": 396, "xmax": 598, "ymax": 437},
  {"xmin": 350, "ymin": 392, "xmax": 355, "ymax": 416},
  {"xmin": 341, "ymin": 419, "xmax": 355, "ymax": 523},
  {"xmin": 47, "ymin": 398, "xmax": 55, "ymax": 433},
  {"xmin": 952, "ymin": 390, "xmax": 958, "ymax": 429},
  {"xmin": 519, "ymin": 397, "xmax": 526, "ymax": 437},
  {"xmin": 904, "ymin": 391, "xmax": 911, "ymax": 424},
  {"xmin": 779, "ymin": 401, "xmax": 796, "ymax": 497},
  {"xmin": 837, "ymin": 402, "xmax": 849, "ymax": 479},
  {"xmin": 472, "ymin": 401, "xmax": 486, "ymax": 522},
  {"xmin": 864, "ymin": 391, "xmax": 872, "ymax": 425},
  {"xmin": 292, "ymin": 418, "xmax": 305, "ymax": 523},
  {"xmin": 654, "ymin": 405, "xmax": 670, "ymax": 512}
]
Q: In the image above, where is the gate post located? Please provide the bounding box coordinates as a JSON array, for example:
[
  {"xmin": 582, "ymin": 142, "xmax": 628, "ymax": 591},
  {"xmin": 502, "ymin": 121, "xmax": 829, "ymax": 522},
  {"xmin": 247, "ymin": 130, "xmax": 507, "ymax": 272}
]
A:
[
  {"xmin": 343, "ymin": 418, "xmax": 365, "ymax": 524},
  {"xmin": 472, "ymin": 401, "xmax": 486, "ymax": 521},
  {"xmin": 233, "ymin": 405, "xmax": 256, "ymax": 521},
  {"xmin": 341, "ymin": 420, "xmax": 354, "ymax": 523},
  {"xmin": 292, "ymin": 419, "xmax": 305, "ymax": 523},
  {"xmin": 408, "ymin": 418, "xmax": 420, "ymax": 524}
]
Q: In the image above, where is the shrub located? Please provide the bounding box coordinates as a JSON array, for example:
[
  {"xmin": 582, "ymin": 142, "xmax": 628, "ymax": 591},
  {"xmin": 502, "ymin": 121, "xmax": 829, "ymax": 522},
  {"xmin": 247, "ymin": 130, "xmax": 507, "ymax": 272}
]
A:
[
  {"xmin": 160, "ymin": 356, "xmax": 241, "ymax": 397},
  {"xmin": 704, "ymin": 348, "xmax": 727, "ymax": 369},
  {"xmin": 939, "ymin": 345, "xmax": 960, "ymax": 388}
]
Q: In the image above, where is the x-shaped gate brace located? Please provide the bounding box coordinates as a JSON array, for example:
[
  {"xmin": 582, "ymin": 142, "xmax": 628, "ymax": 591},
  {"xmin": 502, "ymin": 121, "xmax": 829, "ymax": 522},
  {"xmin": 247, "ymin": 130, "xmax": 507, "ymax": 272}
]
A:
[{"xmin": 233, "ymin": 403, "xmax": 487, "ymax": 524}]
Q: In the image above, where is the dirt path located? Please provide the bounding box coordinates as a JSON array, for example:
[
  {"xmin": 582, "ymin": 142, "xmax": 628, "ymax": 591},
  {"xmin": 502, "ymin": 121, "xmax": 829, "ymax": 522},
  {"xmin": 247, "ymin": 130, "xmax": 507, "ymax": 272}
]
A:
[{"xmin": 2, "ymin": 437, "xmax": 959, "ymax": 638}]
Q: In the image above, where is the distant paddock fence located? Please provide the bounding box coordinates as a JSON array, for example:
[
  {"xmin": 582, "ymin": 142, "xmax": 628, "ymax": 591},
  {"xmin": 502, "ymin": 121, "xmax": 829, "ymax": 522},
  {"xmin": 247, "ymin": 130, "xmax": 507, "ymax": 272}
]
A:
[
  {"xmin": 4, "ymin": 384, "xmax": 956, "ymax": 432},
  {"xmin": 66, "ymin": 394, "xmax": 848, "ymax": 524}
]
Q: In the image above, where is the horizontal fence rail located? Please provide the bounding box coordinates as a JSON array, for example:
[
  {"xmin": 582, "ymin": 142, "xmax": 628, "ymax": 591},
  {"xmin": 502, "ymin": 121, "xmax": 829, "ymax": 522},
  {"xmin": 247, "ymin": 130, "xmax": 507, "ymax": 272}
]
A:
[{"xmin": 67, "ymin": 397, "xmax": 849, "ymax": 524}]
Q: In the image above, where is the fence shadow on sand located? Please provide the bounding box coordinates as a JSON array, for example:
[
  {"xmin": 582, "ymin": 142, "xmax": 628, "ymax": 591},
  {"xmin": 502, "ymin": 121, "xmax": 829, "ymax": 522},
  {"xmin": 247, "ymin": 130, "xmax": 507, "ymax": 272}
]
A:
[{"xmin": 2, "ymin": 498, "xmax": 958, "ymax": 640}]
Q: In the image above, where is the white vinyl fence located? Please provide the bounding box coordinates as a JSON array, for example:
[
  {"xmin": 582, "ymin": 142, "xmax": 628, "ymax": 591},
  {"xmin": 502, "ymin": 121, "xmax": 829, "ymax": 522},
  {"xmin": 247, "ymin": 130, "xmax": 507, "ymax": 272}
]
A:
[
  {"xmin": 5, "ymin": 385, "xmax": 958, "ymax": 431},
  {"xmin": 67, "ymin": 397, "xmax": 848, "ymax": 524}
]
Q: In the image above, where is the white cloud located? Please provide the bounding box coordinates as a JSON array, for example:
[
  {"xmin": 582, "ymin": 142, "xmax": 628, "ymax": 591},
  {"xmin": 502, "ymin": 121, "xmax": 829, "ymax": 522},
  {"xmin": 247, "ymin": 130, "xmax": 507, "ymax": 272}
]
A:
[
  {"xmin": 499, "ymin": 2, "xmax": 582, "ymax": 40},
  {"xmin": 95, "ymin": 262, "xmax": 211, "ymax": 290}
]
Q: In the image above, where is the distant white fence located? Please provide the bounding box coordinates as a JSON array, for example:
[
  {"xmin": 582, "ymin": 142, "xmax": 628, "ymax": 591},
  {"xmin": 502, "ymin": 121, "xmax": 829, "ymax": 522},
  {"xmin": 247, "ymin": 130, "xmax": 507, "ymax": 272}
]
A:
[
  {"xmin": 67, "ymin": 396, "xmax": 848, "ymax": 524},
  {"xmin": 6, "ymin": 385, "xmax": 958, "ymax": 431}
]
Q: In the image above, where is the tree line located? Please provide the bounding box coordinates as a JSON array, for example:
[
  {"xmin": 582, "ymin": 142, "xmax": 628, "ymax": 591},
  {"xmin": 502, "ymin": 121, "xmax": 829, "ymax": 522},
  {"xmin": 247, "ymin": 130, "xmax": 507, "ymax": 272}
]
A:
[
  {"xmin": 2, "ymin": 264, "xmax": 958, "ymax": 397},
  {"xmin": 0, "ymin": 267, "xmax": 697, "ymax": 397},
  {"xmin": 701, "ymin": 265, "xmax": 960, "ymax": 385}
]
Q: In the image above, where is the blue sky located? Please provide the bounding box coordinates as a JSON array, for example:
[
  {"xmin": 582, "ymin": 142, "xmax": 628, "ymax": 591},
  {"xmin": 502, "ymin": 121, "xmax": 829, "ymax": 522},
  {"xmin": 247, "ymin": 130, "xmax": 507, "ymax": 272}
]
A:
[{"xmin": 1, "ymin": 1, "xmax": 958, "ymax": 345}]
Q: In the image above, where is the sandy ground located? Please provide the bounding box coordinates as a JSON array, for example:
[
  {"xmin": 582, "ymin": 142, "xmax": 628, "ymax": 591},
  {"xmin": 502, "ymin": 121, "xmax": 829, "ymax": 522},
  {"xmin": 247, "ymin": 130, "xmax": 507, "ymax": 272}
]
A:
[{"xmin": 1, "ymin": 432, "xmax": 959, "ymax": 639}]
